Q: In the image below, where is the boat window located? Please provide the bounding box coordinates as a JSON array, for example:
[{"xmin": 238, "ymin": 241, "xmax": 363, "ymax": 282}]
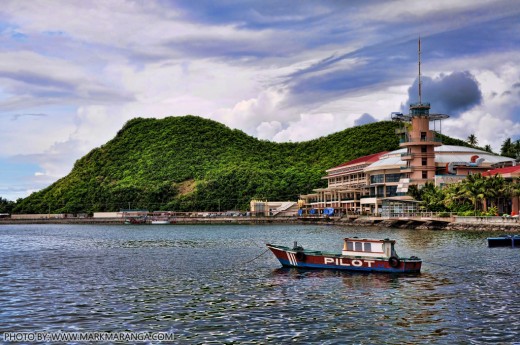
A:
[
  {"xmin": 364, "ymin": 242, "xmax": 372, "ymax": 252},
  {"xmin": 355, "ymin": 242, "xmax": 363, "ymax": 251},
  {"xmin": 347, "ymin": 241, "xmax": 354, "ymax": 251}
]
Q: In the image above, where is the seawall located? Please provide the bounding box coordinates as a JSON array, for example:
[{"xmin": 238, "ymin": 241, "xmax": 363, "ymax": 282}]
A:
[{"xmin": 1, "ymin": 216, "xmax": 519, "ymax": 231}]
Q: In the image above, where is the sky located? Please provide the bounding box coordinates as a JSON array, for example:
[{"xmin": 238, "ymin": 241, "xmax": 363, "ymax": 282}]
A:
[{"xmin": 1, "ymin": 0, "xmax": 520, "ymax": 201}]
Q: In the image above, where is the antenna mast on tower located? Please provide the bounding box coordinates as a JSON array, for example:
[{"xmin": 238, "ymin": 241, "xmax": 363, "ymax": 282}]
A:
[{"xmin": 418, "ymin": 37, "xmax": 422, "ymax": 104}]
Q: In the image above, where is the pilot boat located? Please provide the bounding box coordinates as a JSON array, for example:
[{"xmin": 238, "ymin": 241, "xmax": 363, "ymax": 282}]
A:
[{"xmin": 267, "ymin": 237, "xmax": 421, "ymax": 273}]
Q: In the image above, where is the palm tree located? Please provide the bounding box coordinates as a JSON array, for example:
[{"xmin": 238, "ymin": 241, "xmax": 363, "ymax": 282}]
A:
[
  {"xmin": 467, "ymin": 134, "xmax": 478, "ymax": 146},
  {"xmin": 483, "ymin": 174, "xmax": 506, "ymax": 213},
  {"xmin": 459, "ymin": 173, "xmax": 486, "ymax": 215},
  {"xmin": 420, "ymin": 182, "xmax": 446, "ymax": 211},
  {"xmin": 484, "ymin": 144, "xmax": 493, "ymax": 153},
  {"xmin": 443, "ymin": 183, "xmax": 465, "ymax": 211},
  {"xmin": 501, "ymin": 138, "xmax": 513, "ymax": 157}
]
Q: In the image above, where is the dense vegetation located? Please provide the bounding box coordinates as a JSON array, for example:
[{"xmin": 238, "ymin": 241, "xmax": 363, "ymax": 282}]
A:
[
  {"xmin": 500, "ymin": 138, "xmax": 520, "ymax": 159},
  {"xmin": 15, "ymin": 115, "xmax": 444, "ymax": 214},
  {"xmin": 409, "ymin": 174, "xmax": 520, "ymax": 216},
  {"xmin": 0, "ymin": 197, "xmax": 14, "ymax": 214}
]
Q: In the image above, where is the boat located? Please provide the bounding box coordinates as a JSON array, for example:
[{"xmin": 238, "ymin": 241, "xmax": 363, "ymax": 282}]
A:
[
  {"xmin": 125, "ymin": 217, "xmax": 147, "ymax": 224},
  {"xmin": 266, "ymin": 237, "xmax": 422, "ymax": 273},
  {"xmin": 151, "ymin": 220, "xmax": 171, "ymax": 225},
  {"xmin": 487, "ymin": 234, "xmax": 520, "ymax": 248}
]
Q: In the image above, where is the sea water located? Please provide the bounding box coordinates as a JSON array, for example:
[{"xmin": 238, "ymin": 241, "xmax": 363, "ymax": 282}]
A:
[{"xmin": 0, "ymin": 224, "xmax": 519, "ymax": 344}]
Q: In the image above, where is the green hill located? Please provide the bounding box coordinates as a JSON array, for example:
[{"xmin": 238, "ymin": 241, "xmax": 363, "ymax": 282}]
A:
[{"xmin": 13, "ymin": 115, "xmax": 469, "ymax": 214}]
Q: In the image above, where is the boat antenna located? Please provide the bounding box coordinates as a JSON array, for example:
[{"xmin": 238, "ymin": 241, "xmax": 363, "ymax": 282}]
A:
[{"xmin": 418, "ymin": 37, "xmax": 422, "ymax": 104}]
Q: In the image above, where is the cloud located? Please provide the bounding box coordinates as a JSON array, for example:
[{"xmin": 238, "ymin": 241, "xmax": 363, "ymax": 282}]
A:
[
  {"xmin": 354, "ymin": 113, "xmax": 377, "ymax": 126},
  {"xmin": 10, "ymin": 113, "xmax": 47, "ymax": 121},
  {"xmin": 402, "ymin": 71, "xmax": 482, "ymax": 116}
]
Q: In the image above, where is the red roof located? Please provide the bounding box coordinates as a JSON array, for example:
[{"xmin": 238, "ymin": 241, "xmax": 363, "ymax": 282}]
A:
[
  {"xmin": 482, "ymin": 165, "xmax": 520, "ymax": 177},
  {"xmin": 329, "ymin": 151, "xmax": 389, "ymax": 170}
]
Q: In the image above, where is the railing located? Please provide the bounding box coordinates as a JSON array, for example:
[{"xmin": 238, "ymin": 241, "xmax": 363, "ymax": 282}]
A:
[
  {"xmin": 454, "ymin": 216, "xmax": 519, "ymax": 224},
  {"xmin": 410, "ymin": 102, "xmax": 431, "ymax": 108},
  {"xmin": 401, "ymin": 152, "xmax": 435, "ymax": 158},
  {"xmin": 360, "ymin": 194, "xmax": 386, "ymax": 199},
  {"xmin": 400, "ymin": 137, "xmax": 442, "ymax": 143}
]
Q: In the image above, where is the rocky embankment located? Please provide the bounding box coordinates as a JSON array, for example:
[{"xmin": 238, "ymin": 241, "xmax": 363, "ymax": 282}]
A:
[{"xmin": 338, "ymin": 217, "xmax": 520, "ymax": 232}]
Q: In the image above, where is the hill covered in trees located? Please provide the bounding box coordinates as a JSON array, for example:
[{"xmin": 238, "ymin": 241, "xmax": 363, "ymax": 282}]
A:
[{"xmin": 13, "ymin": 115, "xmax": 470, "ymax": 214}]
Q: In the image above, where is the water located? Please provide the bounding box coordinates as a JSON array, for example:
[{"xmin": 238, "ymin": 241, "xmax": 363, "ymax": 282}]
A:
[{"xmin": 0, "ymin": 224, "xmax": 519, "ymax": 344}]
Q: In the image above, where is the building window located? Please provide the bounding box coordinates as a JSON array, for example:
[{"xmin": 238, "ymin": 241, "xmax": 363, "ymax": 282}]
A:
[
  {"xmin": 422, "ymin": 171, "xmax": 427, "ymax": 179},
  {"xmin": 421, "ymin": 132, "xmax": 426, "ymax": 141},
  {"xmin": 355, "ymin": 242, "xmax": 363, "ymax": 251},
  {"xmin": 422, "ymin": 158, "xmax": 427, "ymax": 166},
  {"xmin": 364, "ymin": 242, "xmax": 372, "ymax": 252},
  {"xmin": 385, "ymin": 173, "xmax": 401, "ymax": 182},
  {"xmin": 421, "ymin": 146, "xmax": 427, "ymax": 153},
  {"xmin": 386, "ymin": 186, "xmax": 397, "ymax": 197},
  {"xmin": 347, "ymin": 241, "xmax": 354, "ymax": 251},
  {"xmin": 370, "ymin": 174, "xmax": 384, "ymax": 184}
]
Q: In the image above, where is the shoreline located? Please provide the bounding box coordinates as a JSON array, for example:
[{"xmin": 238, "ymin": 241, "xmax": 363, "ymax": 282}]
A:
[{"xmin": 1, "ymin": 216, "xmax": 519, "ymax": 232}]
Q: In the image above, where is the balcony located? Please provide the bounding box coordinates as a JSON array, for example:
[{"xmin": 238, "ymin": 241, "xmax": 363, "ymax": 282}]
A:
[
  {"xmin": 399, "ymin": 136, "xmax": 442, "ymax": 144},
  {"xmin": 401, "ymin": 153, "xmax": 413, "ymax": 160}
]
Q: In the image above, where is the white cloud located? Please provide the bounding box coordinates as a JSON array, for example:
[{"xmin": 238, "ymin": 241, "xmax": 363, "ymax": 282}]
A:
[
  {"xmin": 256, "ymin": 121, "xmax": 283, "ymax": 140},
  {"xmin": 440, "ymin": 63, "xmax": 520, "ymax": 151}
]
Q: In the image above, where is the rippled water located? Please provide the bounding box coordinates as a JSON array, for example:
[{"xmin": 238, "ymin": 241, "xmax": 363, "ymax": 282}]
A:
[{"xmin": 1, "ymin": 224, "xmax": 519, "ymax": 344}]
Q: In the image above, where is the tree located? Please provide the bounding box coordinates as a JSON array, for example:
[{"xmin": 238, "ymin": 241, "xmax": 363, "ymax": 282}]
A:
[
  {"xmin": 0, "ymin": 197, "xmax": 15, "ymax": 214},
  {"xmin": 515, "ymin": 140, "xmax": 520, "ymax": 160},
  {"xmin": 500, "ymin": 138, "xmax": 520, "ymax": 159},
  {"xmin": 467, "ymin": 134, "xmax": 478, "ymax": 146},
  {"xmin": 501, "ymin": 138, "xmax": 513, "ymax": 158},
  {"xmin": 484, "ymin": 144, "xmax": 493, "ymax": 153},
  {"xmin": 483, "ymin": 174, "xmax": 506, "ymax": 212},
  {"xmin": 419, "ymin": 182, "xmax": 446, "ymax": 211},
  {"xmin": 459, "ymin": 173, "xmax": 486, "ymax": 215}
]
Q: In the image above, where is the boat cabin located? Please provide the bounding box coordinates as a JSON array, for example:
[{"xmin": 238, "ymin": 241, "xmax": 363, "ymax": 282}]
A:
[{"xmin": 342, "ymin": 237, "xmax": 397, "ymax": 258}]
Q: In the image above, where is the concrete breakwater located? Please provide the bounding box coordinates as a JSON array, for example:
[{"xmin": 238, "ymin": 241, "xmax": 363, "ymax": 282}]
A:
[{"xmin": 1, "ymin": 216, "xmax": 519, "ymax": 231}]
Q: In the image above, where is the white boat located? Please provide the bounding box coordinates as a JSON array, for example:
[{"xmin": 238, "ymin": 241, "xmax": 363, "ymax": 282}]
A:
[{"xmin": 151, "ymin": 220, "xmax": 171, "ymax": 225}]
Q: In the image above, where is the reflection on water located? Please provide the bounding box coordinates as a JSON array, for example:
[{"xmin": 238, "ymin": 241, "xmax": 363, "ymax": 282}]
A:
[{"xmin": 0, "ymin": 224, "xmax": 519, "ymax": 344}]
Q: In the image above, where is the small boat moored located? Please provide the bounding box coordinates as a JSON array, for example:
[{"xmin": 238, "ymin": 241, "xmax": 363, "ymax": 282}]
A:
[
  {"xmin": 151, "ymin": 220, "xmax": 172, "ymax": 225},
  {"xmin": 487, "ymin": 234, "xmax": 520, "ymax": 248},
  {"xmin": 267, "ymin": 237, "xmax": 421, "ymax": 273},
  {"xmin": 125, "ymin": 217, "xmax": 147, "ymax": 225}
]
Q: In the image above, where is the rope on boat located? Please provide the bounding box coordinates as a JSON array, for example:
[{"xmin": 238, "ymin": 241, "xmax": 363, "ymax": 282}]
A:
[{"xmin": 241, "ymin": 248, "xmax": 270, "ymax": 265}]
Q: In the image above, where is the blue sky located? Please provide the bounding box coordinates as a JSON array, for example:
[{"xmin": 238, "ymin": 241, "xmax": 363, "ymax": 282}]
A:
[{"xmin": 1, "ymin": 1, "xmax": 519, "ymax": 201}]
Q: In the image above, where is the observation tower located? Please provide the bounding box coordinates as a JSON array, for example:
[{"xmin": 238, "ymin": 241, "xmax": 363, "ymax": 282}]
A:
[{"xmin": 392, "ymin": 39, "xmax": 449, "ymax": 188}]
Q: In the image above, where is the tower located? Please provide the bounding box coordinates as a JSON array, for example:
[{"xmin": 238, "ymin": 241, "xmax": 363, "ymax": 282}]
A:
[{"xmin": 392, "ymin": 38, "xmax": 449, "ymax": 189}]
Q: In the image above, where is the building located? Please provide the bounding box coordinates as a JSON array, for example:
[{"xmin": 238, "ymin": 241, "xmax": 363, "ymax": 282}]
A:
[
  {"xmin": 299, "ymin": 39, "xmax": 516, "ymax": 216},
  {"xmin": 250, "ymin": 200, "xmax": 299, "ymax": 217},
  {"xmin": 482, "ymin": 165, "xmax": 520, "ymax": 215},
  {"xmin": 299, "ymin": 145, "xmax": 515, "ymax": 216},
  {"xmin": 299, "ymin": 152, "xmax": 386, "ymax": 215}
]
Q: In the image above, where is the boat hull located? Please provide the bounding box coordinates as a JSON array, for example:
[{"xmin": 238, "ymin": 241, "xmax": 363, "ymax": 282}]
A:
[
  {"xmin": 487, "ymin": 235, "xmax": 520, "ymax": 248},
  {"xmin": 267, "ymin": 244, "xmax": 421, "ymax": 273}
]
